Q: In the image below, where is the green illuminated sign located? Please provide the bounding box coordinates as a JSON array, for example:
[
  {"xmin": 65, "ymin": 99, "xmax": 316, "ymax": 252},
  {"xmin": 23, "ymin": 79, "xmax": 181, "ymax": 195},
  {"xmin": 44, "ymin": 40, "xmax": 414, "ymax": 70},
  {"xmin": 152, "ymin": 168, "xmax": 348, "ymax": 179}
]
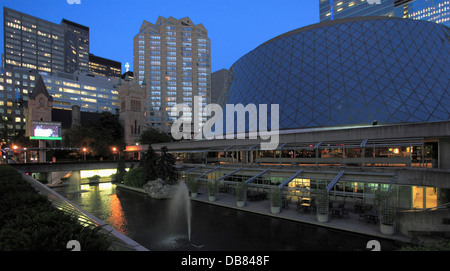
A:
[{"xmin": 30, "ymin": 136, "xmax": 63, "ymax": 140}]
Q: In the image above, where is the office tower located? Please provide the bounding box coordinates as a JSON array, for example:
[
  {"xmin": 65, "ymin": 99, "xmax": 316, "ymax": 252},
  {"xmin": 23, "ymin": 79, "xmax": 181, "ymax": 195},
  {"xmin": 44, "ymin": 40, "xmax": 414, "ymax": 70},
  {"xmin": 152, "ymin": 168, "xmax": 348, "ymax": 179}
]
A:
[
  {"xmin": 319, "ymin": 0, "xmax": 394, "ymax": 21},
  {"xmin": 0, "ymin": 67, "xmax": 39, "ymax": 139},
  {"xmin": 394, "ymin": 0, "xmax": 450, "ymax": 26},
  {"xmin": 3, "ymin": 7, "xmax": 66, "ymax": 73},
  {"xmin": 3, "ymin": 7, "xmax": 128, "ymax": 76},
  {"xmin": 319, "ymin": 0, "xmax": 450, "ymax": 26},
  {"xmin": 40, "ymin": 71, "xmax": 120, "ymax": 113},
  {"xmin": 60, "ymin": 19, "xmax": 90, "ymax": 74},
  {"xmin": 133, "ymin": 16, "xmax": 211, "ymax": 132},
  {"xmin": 89, "ymin": 53, "xmax": 122, "ymax": 78}
]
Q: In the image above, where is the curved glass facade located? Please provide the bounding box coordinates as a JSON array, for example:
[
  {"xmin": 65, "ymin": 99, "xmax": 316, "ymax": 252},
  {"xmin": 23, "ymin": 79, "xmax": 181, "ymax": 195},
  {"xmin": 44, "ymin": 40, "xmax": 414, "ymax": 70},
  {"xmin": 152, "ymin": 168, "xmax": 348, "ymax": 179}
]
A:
[{"xmin": 221, "ymin": 17, "xmax": 450, "ymax": 130}]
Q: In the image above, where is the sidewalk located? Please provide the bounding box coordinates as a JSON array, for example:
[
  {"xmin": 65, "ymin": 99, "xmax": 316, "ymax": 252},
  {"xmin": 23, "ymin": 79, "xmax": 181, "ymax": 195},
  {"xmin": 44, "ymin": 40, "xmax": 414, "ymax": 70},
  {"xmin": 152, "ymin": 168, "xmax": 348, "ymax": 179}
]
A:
[{"xmin": 190, "ymin": 187, "xmax": 412, "ymax": 244}]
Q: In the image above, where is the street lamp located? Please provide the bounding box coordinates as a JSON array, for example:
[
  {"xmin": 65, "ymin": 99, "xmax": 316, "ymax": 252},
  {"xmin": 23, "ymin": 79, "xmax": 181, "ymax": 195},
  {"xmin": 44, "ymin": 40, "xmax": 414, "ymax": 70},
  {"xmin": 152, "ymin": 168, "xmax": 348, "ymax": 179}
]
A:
[
  {"xmin": 112, "ymin": 147, "xmax": 117, "ymax": 161},
  {"xmin": 82, "ymin": 148, "xmax": 87, "ymax": 161},
  {"xmin": 12, "ymin": 145, "xmax": 18, "ymax": 164}
]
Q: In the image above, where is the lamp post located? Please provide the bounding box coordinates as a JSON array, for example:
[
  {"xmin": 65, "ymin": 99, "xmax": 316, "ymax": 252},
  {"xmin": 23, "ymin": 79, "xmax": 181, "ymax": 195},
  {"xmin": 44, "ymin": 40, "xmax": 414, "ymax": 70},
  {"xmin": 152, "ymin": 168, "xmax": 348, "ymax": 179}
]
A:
[
  {"xmin": 12, "ymin": 145, "xmax": 18, "ymax": 163},
  {"xmin": 82, "ymin": 148, "xmax": 87, "ymax": 161},
  {"xmin": 112, "ymin": 147, "xmax": 117, "ymax": 161}
]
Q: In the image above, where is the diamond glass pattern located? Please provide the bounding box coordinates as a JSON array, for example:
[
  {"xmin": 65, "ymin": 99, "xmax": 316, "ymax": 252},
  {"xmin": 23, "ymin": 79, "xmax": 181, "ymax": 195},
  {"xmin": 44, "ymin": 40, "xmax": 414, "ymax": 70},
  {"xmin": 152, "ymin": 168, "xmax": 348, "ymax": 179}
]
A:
[{"xmin": 220, "ymin": 17, "xmax": 450, "ymax": 132}]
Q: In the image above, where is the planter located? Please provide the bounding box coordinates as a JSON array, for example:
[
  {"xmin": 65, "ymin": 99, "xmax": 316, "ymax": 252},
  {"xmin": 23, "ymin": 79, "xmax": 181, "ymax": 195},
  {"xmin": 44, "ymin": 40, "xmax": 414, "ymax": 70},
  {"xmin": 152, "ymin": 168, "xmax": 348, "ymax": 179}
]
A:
[
  {"xmin": 207, "ymin": 180, "xmax": 218, "ymax": 202},
  {"xmin": 380, "ymin": 223, "xmax": 395, "ymax": 235},
  {"xmin": 317, "ymin": 213, "xmax": 329, "ymax": 223},
  {"xmin": 271, "ymin": 206, "xmax": 280, "ymax": 214},
  {"xmin": 235, "ymin": 182, "xmax": 247, "ymax": 206},
  {"xmin": 186, "ymin": 176, "xmax": 199, "ymax": 198},
  {"xmin": 269, "ymin": 188, "xmax": 281, "ymax": 214}
]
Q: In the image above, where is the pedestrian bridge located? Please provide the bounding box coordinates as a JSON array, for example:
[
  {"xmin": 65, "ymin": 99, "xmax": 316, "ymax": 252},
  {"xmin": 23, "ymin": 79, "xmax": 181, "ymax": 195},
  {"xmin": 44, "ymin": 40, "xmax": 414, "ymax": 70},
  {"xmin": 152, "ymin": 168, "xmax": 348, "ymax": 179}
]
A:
[{"xmin": 9, "ymin": 161, "xmax": 136, "ymax": 173}]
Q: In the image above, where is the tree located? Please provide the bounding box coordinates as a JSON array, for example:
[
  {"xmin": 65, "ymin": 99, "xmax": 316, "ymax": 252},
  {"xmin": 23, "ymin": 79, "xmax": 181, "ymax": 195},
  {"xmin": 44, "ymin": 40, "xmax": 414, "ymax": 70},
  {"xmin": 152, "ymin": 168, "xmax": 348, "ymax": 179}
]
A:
[
  {"xmin": 157, "ymin": 146, "xmax": 177, "ymax": 185},
  {"xmin": 123, "ymin": 167, "xmax": 145, "ymax": 188},
  {"xmin": 141, "ymin": 145, "xmax": 158, "ymax": 182},
  {"xmin": 63, "ymin": 111, "xmax": 125, "ymax": 159},
  {"xmin": 115, "ymin": 157, "xmax": 126, "ymax": 183},
  {"xmin": 139, "ymin": 128, "xmax": 173, "ymax": 145}
]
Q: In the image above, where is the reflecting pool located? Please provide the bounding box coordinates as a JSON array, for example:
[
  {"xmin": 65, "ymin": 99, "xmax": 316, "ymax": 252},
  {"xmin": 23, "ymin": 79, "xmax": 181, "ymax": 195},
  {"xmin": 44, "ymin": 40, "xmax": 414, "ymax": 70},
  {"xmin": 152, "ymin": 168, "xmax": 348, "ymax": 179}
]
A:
[{"xmin": 52, "ymin": 182, "xmax": 402, "ymax": 251}]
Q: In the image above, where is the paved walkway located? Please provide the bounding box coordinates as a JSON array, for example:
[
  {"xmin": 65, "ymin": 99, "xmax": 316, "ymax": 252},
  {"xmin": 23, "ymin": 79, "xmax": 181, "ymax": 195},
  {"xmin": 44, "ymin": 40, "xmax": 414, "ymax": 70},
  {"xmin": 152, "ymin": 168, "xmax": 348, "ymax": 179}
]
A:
[{"xmin": 190, "ymin": 187, "xmax": 412, "ymax": 244}]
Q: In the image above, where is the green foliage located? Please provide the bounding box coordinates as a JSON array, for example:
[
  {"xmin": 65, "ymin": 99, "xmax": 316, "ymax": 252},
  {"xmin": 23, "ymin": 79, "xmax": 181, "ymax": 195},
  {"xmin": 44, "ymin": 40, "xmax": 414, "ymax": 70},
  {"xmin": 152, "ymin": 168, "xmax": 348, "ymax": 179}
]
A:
[
  {"xmin": 125, "ymin": 146, "xmax": 178, "ymax": 187},
  {"xmin": 88, "ymin": 175, "xmax": 101, "ymax": 183},
  {"xmin": 235, "ymin": 182, "xmax": 247, "ymax": 201},
  {"xmin": 115, "ymin": 158, "xmax": 126, "ymax": 183},
  {"xmin": 157, "ymin": 146, "xmax": 177, "ymax": 185},
  {"xmin": 186, "ymin": 175, "xmax": 199, "ymax": 193},
  {"xmin": 316, "ymin": 188, "xmax": 329, "ymax": 215},
  {"xmin": 0, "ymin": 165, "xmax": 110, "ymax": 251},
  {"xmin": 63, "ymin": 111, "xmax": 125, "ymax": 159},
  {"xmin": 123, "ymin": 167, "xmax": 146, "ymax": 188},
  {"xmin": 379, "ymin": 192, "xmax": 396, "ymax": 226},
  {"xmin": 207, "ymin": 180, "xmax": 218, "ymax": 196},
  {"xmin": 139, "ymin": 128, "xmax": 173, "ymax": 145},
  {"xmin": 140, "ymin": 145, "xmax": 158, "ymax": 182},
  {"xmin": 269, "ymin": 187, "xmax": 281, "ymax": 207}
]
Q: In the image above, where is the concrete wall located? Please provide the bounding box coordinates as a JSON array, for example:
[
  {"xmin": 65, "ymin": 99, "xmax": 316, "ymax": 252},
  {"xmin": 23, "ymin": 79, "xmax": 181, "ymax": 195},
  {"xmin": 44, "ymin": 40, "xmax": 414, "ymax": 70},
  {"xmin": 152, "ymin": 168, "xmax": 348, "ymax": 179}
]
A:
[{"xmin": 397, "ymin": 209, "xmax": 450, "ymax": 237}]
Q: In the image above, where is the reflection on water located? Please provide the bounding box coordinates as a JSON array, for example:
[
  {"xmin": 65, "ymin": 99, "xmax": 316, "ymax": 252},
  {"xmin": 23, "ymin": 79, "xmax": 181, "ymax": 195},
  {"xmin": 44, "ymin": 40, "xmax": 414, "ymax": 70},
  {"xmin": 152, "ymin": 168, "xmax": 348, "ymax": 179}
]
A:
[
  {"xmin": 54, "ymin": 182, "xmax": 128, "ymax": 235},
  {"xmin": 109, "ymin": 193, "xmax": 127, "ymax": 234},
  {"xmin": 52, "ymin": 182, "xmax": 402, "ymax": 251}
]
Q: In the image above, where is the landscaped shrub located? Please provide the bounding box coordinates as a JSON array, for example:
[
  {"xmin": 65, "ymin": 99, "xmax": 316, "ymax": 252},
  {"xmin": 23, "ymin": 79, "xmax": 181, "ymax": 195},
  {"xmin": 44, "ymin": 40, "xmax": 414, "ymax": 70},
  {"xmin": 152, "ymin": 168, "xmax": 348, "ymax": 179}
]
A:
[
  {"xmin": 0, "ymin": 165, "xmax": 111, "ymax": 251},
  {"xmin": 87, "ymin": 174, "xmax": 101, "ymax": 183},
  {"xmin": 123, "ymin": 166, "xmax": 146, "ymax": 188}
]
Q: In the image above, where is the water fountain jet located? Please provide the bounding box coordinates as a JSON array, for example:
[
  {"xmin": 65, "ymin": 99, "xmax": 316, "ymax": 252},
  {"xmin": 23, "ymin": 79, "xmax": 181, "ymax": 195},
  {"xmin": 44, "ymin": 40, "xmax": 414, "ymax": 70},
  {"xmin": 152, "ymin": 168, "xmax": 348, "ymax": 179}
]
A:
[{"xmin": 169, "ymin": 182, "xmax": 192, "ymax": 241}]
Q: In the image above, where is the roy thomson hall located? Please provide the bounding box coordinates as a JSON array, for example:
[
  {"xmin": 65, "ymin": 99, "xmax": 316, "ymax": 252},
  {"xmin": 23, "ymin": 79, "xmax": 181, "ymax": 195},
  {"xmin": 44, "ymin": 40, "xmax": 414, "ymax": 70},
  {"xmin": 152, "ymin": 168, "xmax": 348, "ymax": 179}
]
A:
[{"xmin": 123, "ymin": 16, "xmax": 450, "ymax": 237}]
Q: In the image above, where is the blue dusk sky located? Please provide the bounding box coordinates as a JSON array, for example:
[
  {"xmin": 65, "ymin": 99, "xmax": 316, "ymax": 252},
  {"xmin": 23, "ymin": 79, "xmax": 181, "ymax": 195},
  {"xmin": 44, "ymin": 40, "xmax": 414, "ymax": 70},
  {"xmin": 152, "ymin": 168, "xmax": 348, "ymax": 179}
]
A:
[{"xmin": 0, "ymin": 0, "xmax": 319, "ymax": 73}]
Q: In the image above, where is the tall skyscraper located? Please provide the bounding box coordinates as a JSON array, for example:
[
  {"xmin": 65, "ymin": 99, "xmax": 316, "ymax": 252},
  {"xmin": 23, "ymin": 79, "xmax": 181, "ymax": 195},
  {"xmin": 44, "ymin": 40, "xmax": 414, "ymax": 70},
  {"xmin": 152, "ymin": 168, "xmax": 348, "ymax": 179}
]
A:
[
  {"xmin": 394, "ymin": 0, "xmax": 450, "ymax": 27},
  {"xmin": 319, "ymin": 0, "xmax": 394, "ymax": 21},
  {"xmin": 319, "ymin": 0, "xmax": 449, "ymax": 27},
  {"xmin": 3, "ymin": 7, "xmax": 66, "ymax": 73},
  {"xmin": 60, "ymin": 19, "xmax": 90, "ymax": 74},
  {"xmin": 133, "ymin": 16, "xmax": 211, "ymax": 132}
]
